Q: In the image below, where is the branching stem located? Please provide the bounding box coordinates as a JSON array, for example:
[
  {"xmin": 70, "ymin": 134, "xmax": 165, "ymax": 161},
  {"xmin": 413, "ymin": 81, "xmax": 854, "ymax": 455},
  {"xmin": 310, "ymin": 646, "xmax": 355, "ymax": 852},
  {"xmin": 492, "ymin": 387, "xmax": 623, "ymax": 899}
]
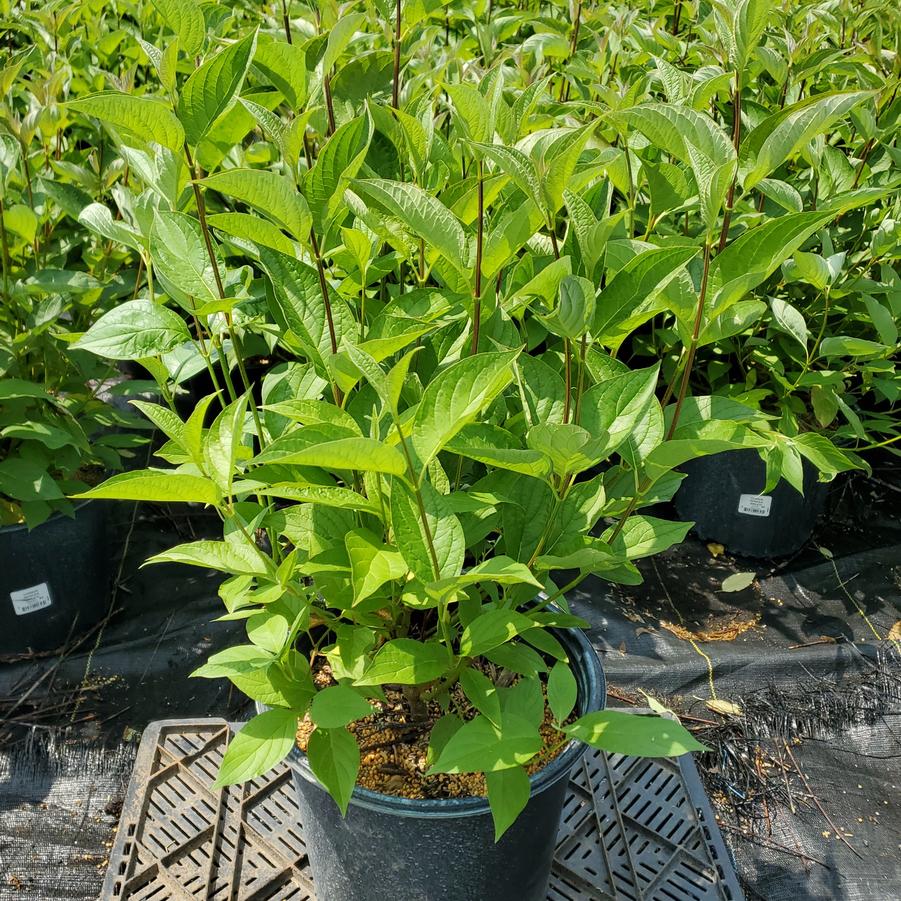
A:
[{"xmin": 471, "ymin": 160, "xmax": 484, "ymax": 355}]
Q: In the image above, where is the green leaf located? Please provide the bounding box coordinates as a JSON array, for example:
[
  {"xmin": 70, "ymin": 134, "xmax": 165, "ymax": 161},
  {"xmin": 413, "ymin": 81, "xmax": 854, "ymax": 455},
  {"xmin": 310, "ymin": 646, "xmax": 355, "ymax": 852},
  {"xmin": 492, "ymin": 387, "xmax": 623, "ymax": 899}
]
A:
[
  {"xmin": 483, "ymin": 643, "xmax": 548, "ymax": 676},
  {"xmin": 150, "ymin": 0, "xmax": 204, "ymax": 56},
  {"xmin": 68, "ymin": 92, "xmax": 185, "ymax": 152},
  {"xmin": 459, "ymin": 609, "xmax": 536, "ymax": 657},
  {"xmin": 412, "ymin": 351, "xmax": 519, "ymax": 470},
  {"xmin": 1, "ymin": 422, "xmax": 76, "ymax": 451},
  {"xmin": 428, "ymin": 713, "xmax": 541, "ymax": 774},
  {"xmin": 446, "ymin": 424, "xmax": 553, "ymax": 478},
  {"xmin": 72, "ymin": 469, "xmax": 219, "ymax": 505},
  {"xmin": 310, "ymin": 685, "xmax": 372, "ymax": 729},
  {"xmin": 593, "ymin": 246, "xmax": 698, "ymax": 345},
  {"xmin": 147, "ymin": 539, "xmax": 271, "ymax": 576},
  {"xmin": 580, "ymin": 366, "xmax": 660, "ymax": 458},
  {"xmin": 446, "ymin": 84, "xmax": 492, "ymax": 143},
  {"xmin": 355, "ymin": 639, "xmax": 451, "ymax": 686},
  {"xmin": 427, "ymin": 714, "xmax": 465, "ymax": 766},
  {"xmin": 564, "ymin": 710, "xmax": 706, "ymax": 756},
  {"xmin": 707, "ymin": 212, "xmax": 834, "ymax": 319},
  {"xmin": 307, "ymin": 726, "xmax": 360, "ymax": 815},
  {"xmin": 150, "ymin": 211, "xmax": 221, "ymax": 303},
  {"xmin": 345, "ymin": 528, "xmax": 408, "ymax": 603},
  {"xmin": 548, "ymin": 275, "xmax": 595, "ymax": 340},
  {"xmin": 604, "ymin": 515, "xmax": 692, "ymax": 559},
  {"xmin": 254, "ymin": 38, "xmax": 307, "ymax": 109},
  {"xmin": 391, "ymin": 480, "xmax": 464, "ymax": 581},
  {"xmin": 818, "ymin": 336, "xmax": 887, "ymax": 357},
  {"xmin": 216, "ymin": 708, "xmax": 298, "ymax": 786},
  {"xmin": 0, "ymin": 379, "xmax": 51, "ymax": 402},
  {"xmin": 460, "ymin": 668, "xmax": 502, "ymax": 726},
  {"xmin": 307, "ymin": 114, "xmax": 373, "ymax": 235},
  {"xmin": 729, "ymin": 0, "xmax": 772, "ymax": 69},
  {"xmin": 178, "ymin": 32, "xmax": 257, "ymax": 146},
  {"xmin": 72, "ymin": 296, "xmax": 188, "ymax": 361},
  {"xmin": 260, "ymin": 248, "xmax": 351, "ymax": 373},
  {"xmin": 229, "ymin": 654, "xmax": 315, "ymax": 710},
  {"xmin": 257, "ymin": 485, "xmax": 379, "ymax": 514},
  {"xmin": 352, "ymin": 178, "xmax": 469, "ymax": 274},
  {"xmin": 789, "ymin": 433, "xmax": 862, "ymax": 478},
  {"xmin": 740, "ymin": 91, "xmax": 874, "ymax": 190},
  {"xmin": 526, "ymin": 424, "xmax": 607, "ymax": 477},
  {"xmin": 473, "ymin": 142, "xmax": 543, "ymax": 210},
  {"xmin": 321, "ymin": 12, "xmax": 365, "ymax": 73},
  {"xmin": 204, "ymin": 395, "xmax": 249, "ymax": 495},
  {"xmin": 486, "ymin": 766, "xmax": 531, "ymax": 841},
  {"xmin": 276, "ymin": 437, "xmax": 407, "ymax": 476},
  {"xmin": 78, "ymin": 203, "xmax": 143, "ymax": 252},
  {"xmin": 547, "ymin": 661, "xmax": 577, "ymax": 723},
  {"xmin": 428, "ymin": 557, "xmax": 543, "ymax": 597},
  {"xmin": 756, "ymin": 178, "xmax": 803, "ymax": 212},
  {"xmin": 770, "ymin": 298, "xmax": 808, "ymax": 348},
  {"xmin": 612, "ymin": 105, "xmax": 734, "ymax": 228},
  {"xmin": 202, "ymin": 169, "xmax": 310, "ymax": 242},
  {"xmin": 207, "ymin": 212, "xmax": 295, "ymax": 255},
  {"xmin": 191, "ymin": 645, "xmax": 274, "ymax": 679},
  {"xmin": 721, "ymin": 572, "xmax": 756, "ymax": 592}
]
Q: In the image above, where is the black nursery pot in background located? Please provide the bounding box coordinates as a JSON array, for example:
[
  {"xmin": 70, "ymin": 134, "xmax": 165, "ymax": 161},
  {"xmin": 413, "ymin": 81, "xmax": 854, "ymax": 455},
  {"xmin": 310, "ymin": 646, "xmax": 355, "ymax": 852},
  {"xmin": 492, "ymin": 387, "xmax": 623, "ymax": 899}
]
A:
[
  {"xmin": 275, "ymin": 625, "xmax": 605, "ymax": 901},
  {"xmin": 0, "ymin": 501, "xmax": 111, "ymax": 656},
  {"xmin": 674, "ymin": 448, "xmax": 829, "ymax": 558}
]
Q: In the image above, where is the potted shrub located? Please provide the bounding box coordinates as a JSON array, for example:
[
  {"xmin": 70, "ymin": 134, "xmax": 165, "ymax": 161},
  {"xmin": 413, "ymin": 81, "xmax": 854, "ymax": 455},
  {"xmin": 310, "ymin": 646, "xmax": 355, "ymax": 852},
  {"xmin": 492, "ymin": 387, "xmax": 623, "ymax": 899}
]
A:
[
  {"xmin": 673, "ymin": 237, "xmax": 899, "ymax": 555},
  {"xmin": 608, "ymin": 44, "xmax": 897, "ymax": 556},
  {"xmin": 0, "ymin": 124, "xmax": 145, "ymax": 654},
  {"xmin": 63, "ymin": 3, "xmax": 875, "ymax": 896}
]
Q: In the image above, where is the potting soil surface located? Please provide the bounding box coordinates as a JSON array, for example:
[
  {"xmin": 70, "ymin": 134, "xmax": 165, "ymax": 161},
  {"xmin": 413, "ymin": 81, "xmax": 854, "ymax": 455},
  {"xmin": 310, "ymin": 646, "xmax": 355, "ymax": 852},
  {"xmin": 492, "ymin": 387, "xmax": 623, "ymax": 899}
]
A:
[{"xmin": 0, "ymin": 460, "xmax": 899, "ymax": 901}]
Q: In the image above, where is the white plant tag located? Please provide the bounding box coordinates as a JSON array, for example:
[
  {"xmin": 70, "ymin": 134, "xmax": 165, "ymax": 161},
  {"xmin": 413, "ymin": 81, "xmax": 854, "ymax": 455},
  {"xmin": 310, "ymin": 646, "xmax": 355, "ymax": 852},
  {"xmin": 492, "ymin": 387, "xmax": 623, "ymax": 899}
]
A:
[
  {"xmin": 10, "ymin": 582, "xmax": 53, "ymax": 616},
  {"xmin": 737, "ymin": 494, "xmax": 772, "ymax": 517}
]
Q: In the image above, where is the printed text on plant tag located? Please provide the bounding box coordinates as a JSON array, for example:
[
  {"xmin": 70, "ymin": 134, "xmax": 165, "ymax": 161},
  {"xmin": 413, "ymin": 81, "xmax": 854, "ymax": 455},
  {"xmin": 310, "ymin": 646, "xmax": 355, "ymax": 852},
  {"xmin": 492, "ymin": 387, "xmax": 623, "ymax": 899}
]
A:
[
  {"xmin": 737, "ymin": 494, "xmax": 772, "ymax": 517},
  {"xmin": 10, "ymin": 583, "xmax": 53, "ymax": 616}
]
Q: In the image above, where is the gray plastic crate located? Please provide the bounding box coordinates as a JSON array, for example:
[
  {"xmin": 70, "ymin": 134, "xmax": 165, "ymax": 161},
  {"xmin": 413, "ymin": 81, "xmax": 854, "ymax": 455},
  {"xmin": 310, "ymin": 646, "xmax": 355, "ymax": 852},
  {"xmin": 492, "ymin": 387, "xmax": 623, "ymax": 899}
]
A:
[{"xmin": 101, "ymin": 716, "xmax": 743, "ymax": 901}]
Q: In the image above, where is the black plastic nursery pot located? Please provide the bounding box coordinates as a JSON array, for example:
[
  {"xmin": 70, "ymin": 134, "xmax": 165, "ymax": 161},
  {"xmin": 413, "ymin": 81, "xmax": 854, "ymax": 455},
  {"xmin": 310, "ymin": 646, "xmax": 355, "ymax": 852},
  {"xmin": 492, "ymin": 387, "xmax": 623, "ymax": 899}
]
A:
[
  {"xmin": 275, "ymin": 625, "xmax": 605, "ymax": 901},
  {"xmin": 674, "ymin": 448, "xmax": 829, "ymax": 558},
  {"xmin": 0, "ymin": 500, "xmax": 111, "ymax": 656}
]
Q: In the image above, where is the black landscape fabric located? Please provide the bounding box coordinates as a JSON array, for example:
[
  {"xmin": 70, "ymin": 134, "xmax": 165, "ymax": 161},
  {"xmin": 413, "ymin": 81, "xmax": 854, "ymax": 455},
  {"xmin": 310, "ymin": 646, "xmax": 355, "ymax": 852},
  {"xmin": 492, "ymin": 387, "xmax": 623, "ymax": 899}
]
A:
[{"xmin": 0, "ymin": 463, "xmax": 899, "ymax": 901}]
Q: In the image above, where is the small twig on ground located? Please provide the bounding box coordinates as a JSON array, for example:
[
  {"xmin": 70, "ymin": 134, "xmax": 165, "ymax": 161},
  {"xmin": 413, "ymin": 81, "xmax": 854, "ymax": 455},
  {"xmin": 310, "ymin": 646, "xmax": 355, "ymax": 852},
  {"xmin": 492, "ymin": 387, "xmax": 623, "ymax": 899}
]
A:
[
  {"xmin": 719, "ymin": 823, "xmax": 831, "ymax": 869},
  {"xmin": 782, "ymin": 739, "xmax": 863, "ymax": 860}
]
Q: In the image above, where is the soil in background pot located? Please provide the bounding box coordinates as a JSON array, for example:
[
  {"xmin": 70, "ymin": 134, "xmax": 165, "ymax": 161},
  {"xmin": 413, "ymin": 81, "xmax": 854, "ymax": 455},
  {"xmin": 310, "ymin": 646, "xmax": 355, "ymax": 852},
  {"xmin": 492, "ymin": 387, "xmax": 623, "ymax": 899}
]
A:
[{"xmin": 674, "ymin": 448, "xmax": 829, "ymax": 558}]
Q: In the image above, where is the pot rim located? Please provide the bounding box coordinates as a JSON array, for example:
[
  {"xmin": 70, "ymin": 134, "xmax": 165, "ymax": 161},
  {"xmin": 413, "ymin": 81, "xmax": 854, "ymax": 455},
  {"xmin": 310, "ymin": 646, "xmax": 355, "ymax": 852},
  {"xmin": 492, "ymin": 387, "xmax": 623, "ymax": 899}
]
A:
[
  {"xmin": 266, "ymin": 619, "xmax": 605, "ymax": 819},
  {"xmin": 0, "ymin": 498, "xmax": 96, "ymax": 536}
]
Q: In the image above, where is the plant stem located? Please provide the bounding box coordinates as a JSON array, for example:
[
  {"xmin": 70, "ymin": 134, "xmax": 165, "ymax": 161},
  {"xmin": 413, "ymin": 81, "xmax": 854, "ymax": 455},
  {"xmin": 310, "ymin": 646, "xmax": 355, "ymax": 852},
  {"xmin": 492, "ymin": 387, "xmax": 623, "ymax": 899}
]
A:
[
  {"xmin": 323, "ymin": 72, "xmax": 336, "ymax": 135},
  {"xmin": 0, "ymin": 198, "xmax": 10, "ymax": 303},
  {"xmin": 791, "ymin": 287, "xmax": 830, "ymax": 389},
  {"xmin": 185, "ymin": 144, "xmax": 264, "ymax": 439},
  {"xmin": 672, "ymin": 0, "xmax": 683, "ymax": 35},
  {"xmin": 717, "ymin": 71, "xmax": 742, "ymax": 253},
  {"xmin": 471, "ymin": 160, "xmax": 484, "ymax": 355},
  {"xmin": 851, "ymin": 137, "xmax": 874, "ymax": 188},
  {"xmin": 563, "ymin": 338, "xmax": 572, "ymax": 423},
  {"xmin": 623, "ymin": 144, "xmax": 636, "ymax": 238},
  {"xmin": 666, "ymin": 241, "xmax": 712, "ymax": 441},
  {"xmin": 550, "ymin": 227, "xmax": 560, "ymax": 259},
  {"xmin": 607, "ymin": 241, "xmax": 712, "ymax": 546},
  {"xmin": 574, "ymin": 334, "xmax": 587, "ymax": 424},
  {"xmin": 280, "ymin": 0, "xmax": 292, "ymax": 43},
  {"xmin": 394, "ymin": 422, "xmax": 441, "ymax": 579},
  {"xmin": 569, "ymin": 0, "xmax": 582, "ymax": 56},
  {"xmin": 392, "ymin": 0, "xmax": 402, "ymax": 109},
  {"xmin": 309, "ymin": 227, "xmax": 344, "ymax": 406}
]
